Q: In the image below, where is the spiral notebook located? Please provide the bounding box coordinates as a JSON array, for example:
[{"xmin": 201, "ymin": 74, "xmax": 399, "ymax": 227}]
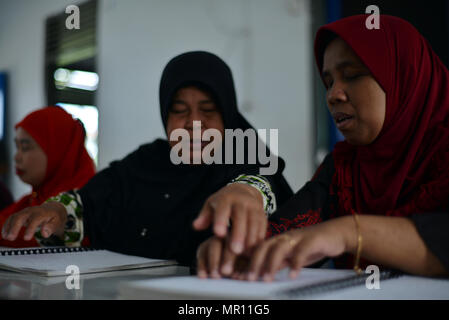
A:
[
  {"xmin": 118, "ymin": 268, "xmax": 401, "ymax": 299},
  {"xmin": 0, "ymin": 247, "xmax": 177, "ymax": 277}
]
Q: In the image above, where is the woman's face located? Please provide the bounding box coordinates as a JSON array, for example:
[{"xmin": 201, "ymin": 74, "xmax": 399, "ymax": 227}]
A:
[
  {"xmin": 14, "ymin": 127, "xmax": 47, "ymax": 188},
  {"xmin": 166, "ymin": 86, "xmax": 225, "ymax": 163},
  {"xmin": 322, "ymin": 37, "xmax": 386, "ymax": 145}
]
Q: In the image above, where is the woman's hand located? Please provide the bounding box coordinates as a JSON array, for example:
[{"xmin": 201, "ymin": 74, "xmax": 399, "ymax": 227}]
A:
[
  {"xmin": 196, "ymin": 236, "xmax": 251, "ymax": 279},
  {"xmin": 1, "ymin": 201, "xmax": 68, "ymax": 241},
  {"xmin": 193, "ymin": 183, "xmax": 267, "ymax": 254},
  {"xmin": 195, "ymin": 216, "xmax": 353, "ymax": 280},
  {"xmin": 196, "ymin": 236, "xmax": 234, "ymax": 278},
  {"xmin": 246, "ymin": 216, "xmax": 355, "ymax": 281},
  {"xmin": 197, "ymin": 213, "xmax": 449, "ymax": 281}
]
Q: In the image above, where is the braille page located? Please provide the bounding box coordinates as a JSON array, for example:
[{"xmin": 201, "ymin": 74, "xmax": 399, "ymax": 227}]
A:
[
  {"xmin": 0, "ymin": 248, "xmax": 177, "ymax": 276},
  {"xmin": 118, "ymin": 268, "xmax": 356, "ymax": 299}
]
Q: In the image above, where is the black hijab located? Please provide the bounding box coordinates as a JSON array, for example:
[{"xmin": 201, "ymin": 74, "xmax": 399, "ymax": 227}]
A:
[
  {"xmin": 80, "ymin": 51, "xmax": 293, "ymax": 265},
  {"xmin": 160, "ymin": 51, "xmax": 249, "ymax": 131}
]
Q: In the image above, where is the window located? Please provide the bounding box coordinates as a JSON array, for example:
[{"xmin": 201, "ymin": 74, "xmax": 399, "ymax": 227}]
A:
[{"xmin": 45, "ymin": 0, "xmax": 99, "ymax": 165}]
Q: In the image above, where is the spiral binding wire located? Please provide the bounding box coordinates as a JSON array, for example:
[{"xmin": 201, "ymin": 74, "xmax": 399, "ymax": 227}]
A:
[
  {"xmin": 276, "ymin": 269, "xmax": 403, "ymax": 299},
  {"xmin": 0, "ymin": 247, "xmax": 98, "ymax": 256}
]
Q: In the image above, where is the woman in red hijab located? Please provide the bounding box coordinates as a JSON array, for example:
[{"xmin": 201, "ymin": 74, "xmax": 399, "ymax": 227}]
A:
[
  {"xmin": 0, "ymin": 106, "xmax": 95, "ymax": 247},
  {"xmin": 196, "ymin": 15, "xmax": 449, "ymax": 279}
]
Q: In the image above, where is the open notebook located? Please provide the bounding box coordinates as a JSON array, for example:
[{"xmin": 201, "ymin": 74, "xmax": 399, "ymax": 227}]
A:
[
  {"xmin": 118, "ymin": 268, "xmax": 401, "ymax": 299},
  {"xmin": 0, "ymin": 247, "xmax": 177, "ymax": 277}
]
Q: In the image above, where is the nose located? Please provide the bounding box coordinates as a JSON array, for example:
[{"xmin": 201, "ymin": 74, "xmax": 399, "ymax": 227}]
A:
[
  {"xmin": 184, "ymin": 109, "xmax": 205, "ymax": 131},
  {"xmin": 327, "ymin": 81, "xmax": 348, "ymax": 107}
]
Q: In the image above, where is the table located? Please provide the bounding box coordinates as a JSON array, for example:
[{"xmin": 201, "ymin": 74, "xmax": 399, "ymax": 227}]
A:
[
  {"xmin": 1, "ymin": 266, "xmax": 448, "ymax": 300},
  {"xmin": 0, "ymin": 265, "xmax": 190, "ymax": 299}
]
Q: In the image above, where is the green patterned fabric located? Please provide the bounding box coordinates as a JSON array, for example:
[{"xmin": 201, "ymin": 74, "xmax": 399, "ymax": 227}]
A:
[
  {"xmin": 35, "ymin": 190, "xmax": 84, "ymax": 247},
  {"xmin": 229, "ymin": 174, "xmax": 276, "ymax": 216}
]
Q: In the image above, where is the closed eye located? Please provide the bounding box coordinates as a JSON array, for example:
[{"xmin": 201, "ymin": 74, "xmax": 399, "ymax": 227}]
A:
[
  {"xmin": 170, "ymin": 102, "xmax": 188, "ymax": 113},
  {"xmin": 170, "ymin": 108, "xmax": 187, "ymax": 114},
  {"xmin": 344, "ymin": 73, "xmax": 366, "ymax": 81},
  {"xmin": 201, "ymin": 108, "xmax": 217, "ymax": 113},
  {"xmin": 14, "ymin": 139, "xmax": 32, "ymax": 151}
]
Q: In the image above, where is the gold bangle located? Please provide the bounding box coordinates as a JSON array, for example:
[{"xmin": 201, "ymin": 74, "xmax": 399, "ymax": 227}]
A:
[{"xmin": 352, "ymin": 212, "xmax": 363, "ymax": 275}]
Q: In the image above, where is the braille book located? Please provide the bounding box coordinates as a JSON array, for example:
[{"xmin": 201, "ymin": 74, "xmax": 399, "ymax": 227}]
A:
[
  {"xmin": 118, "ymin": 268, "xmax": 402, "ymax": 299},
  {"xmin": 0, "ymin": 247, "xmax": 177, "ymax": 277}
]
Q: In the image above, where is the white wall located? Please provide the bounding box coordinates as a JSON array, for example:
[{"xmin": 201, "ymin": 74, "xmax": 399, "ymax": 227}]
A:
[
  {"xmin": 0, "ymin": 0, "xmax": 313, "ymax": 201},
  {"xmin": 97, "ymin": 0, "xmax": 313, "ymax": 191}
]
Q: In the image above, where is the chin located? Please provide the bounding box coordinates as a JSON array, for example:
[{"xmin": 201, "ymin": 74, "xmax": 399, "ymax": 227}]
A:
[
  {"xmin": 18, "ymin": 176, "xmax": 31, "ymax": 185},
  {"xmin": 346, "ymin": 140, "xmax": 364, "ymax": 146},
  {"xmin": 190, "ymin": 155, "xmax": 203, "ymax": 164}
]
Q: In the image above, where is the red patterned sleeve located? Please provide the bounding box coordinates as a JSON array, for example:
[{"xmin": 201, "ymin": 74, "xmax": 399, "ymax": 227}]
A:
[{"xmin": 266, "ymin": 153, "xmax": 335, "ymax": 237}]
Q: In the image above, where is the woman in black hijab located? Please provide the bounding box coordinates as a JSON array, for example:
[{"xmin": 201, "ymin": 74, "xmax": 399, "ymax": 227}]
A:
[{"xmin": 2, "ymin": 51, "xmax": 293, "ymax": 266}]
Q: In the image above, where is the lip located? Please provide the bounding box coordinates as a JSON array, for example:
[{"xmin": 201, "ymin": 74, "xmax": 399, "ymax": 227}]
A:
[
  {"xmin": 332, "ymin": 112, "xmax": 355, "ymax": 130},
  {"xmin": 15, "ymin": 168, "xmax": 24, "ymax": 176}
]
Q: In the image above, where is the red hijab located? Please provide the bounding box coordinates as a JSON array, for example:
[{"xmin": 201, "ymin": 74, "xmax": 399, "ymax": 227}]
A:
[
  {"xmin": 314, "ymin": 15, "xmax": 449, "ymax": 218},
  {"xmin": 0, "ymin": 106, "xmax": 96, "ymax": 247}
]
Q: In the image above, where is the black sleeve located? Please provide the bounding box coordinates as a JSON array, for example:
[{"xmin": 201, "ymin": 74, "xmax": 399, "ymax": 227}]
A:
[
  {"xmin": 264, "ymin": 172, "xmax": 294, "ymax": 209},
  {"xmin": 267, "ymin": 153, "xmax": 335, "ymax": 236},
  {"xmin": 409, "ymin": 212, "xmax": 449, "ymax": 273},
  {"xmin": 77, "ymin": 161, "xmax": 127, "ymax": 250}
]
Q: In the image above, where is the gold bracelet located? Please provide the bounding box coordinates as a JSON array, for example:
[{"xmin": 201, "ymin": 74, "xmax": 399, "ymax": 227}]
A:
[{"xmin": 352, "ymin": 212, "xmax": 363, "ymax": 275}]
